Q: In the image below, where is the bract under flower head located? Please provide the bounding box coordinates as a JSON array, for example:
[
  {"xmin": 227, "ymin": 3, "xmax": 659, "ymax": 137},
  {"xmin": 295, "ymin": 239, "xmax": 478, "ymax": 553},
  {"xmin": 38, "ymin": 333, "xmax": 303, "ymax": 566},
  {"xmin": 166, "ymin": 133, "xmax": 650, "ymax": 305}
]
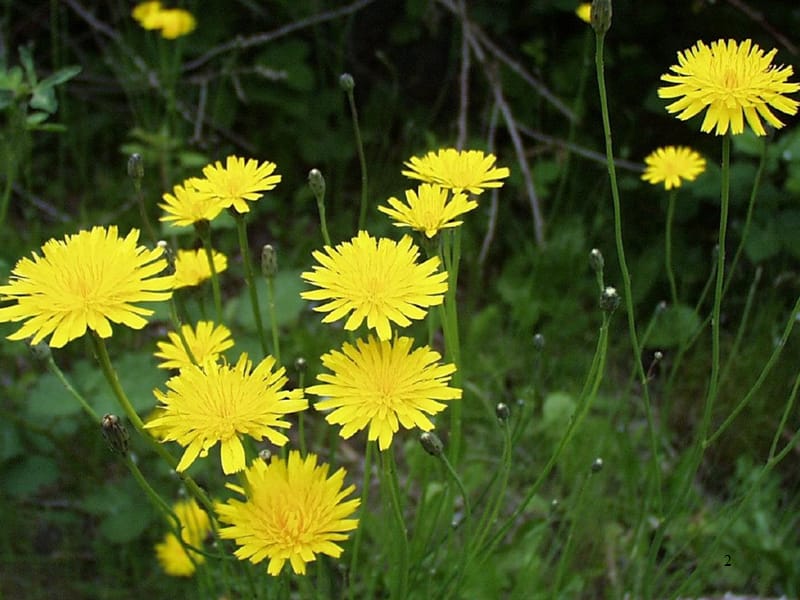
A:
[
  {"xmin": 402, "ymin": 148, "xmax": 510, "ymax": 194},
  {"xmin": 215, "ymin": 451, "xmax": 360, "ymax": 576},
  {"xmin": 194, "ymin": 155, "xmax": 281, "ymax": 214},
  {"xmin": 0, "ymin": 226, "xmax": 173, "ymax": 348},
  {"xmin": 378, "ymin": 183, "xmax": 478, "ymax": 238},
  {"xmin": 641, "ymin": 146, "xmax": 707, "ymax": 190},
  {"xmin": 307, "ymin": 335, "xmax": 462, "ymax": 450},
  {"xmin": 659, "ymin": 39, "xmax": 800, "ymax": 136},
  {"xmin": 300, "ymin": 231, "xmax": 448, "ymax": 340},
  {"xmin": 146, "ymin": 353, "xmax": 307, "ymax": 474}
]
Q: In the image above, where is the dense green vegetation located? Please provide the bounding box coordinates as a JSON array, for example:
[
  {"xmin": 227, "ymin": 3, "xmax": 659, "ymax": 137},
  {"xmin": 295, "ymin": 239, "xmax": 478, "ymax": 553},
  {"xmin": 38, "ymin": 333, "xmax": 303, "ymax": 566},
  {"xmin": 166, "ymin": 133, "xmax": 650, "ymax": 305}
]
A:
[{"xmin": 1, "ymin": 1, "xmax": 799, "ymax": 598}]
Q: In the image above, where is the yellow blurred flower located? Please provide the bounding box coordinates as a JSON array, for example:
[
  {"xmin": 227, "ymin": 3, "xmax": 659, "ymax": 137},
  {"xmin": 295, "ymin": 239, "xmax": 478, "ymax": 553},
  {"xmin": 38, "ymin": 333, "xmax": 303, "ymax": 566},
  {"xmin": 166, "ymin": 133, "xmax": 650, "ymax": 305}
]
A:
[
  {"xmin": 575, "ymin": 3, "xmax": 591, "ymax": 23},
  {"xmin": 0, "ymin": 226, "xmax": 172, "ymax": 348},
  {"xmin": 307, "ymin": 335, "xmax": 461, "ymax": 451},
  {"xmin": 155, "ymin": 321, "xmax": 234, "ymax": 370},
  {"xmin": 641, "ymin": 146, "xmax": 706, "ymax": 190},
  {"xmin": 173, "ymin": 248, "xmax": 228, "ymax": 289},
  {"xmin": 659, "ymin": 39, "xmax": 800, "ymax": 136},
  {"xmin": 154, "ymin": 498, "xmax": 211, "ymax": 577},
  {"xmin": 216, "ymin": 451, "xmax": 360, "ymax": 576},
  {"xmin": 132, "ymin": 2, "xmax": 196, "ymax": 39},
  {"xmin": 378, "ymin": 183, "xmax": 478, "ymax": 238}
]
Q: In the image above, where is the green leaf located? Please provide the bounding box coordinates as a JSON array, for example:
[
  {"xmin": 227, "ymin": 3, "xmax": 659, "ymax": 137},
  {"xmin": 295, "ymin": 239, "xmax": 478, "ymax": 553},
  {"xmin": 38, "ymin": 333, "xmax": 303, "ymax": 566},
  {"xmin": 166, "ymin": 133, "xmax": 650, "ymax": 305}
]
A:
[
  {"xmin": 29, "ymin": 86, "xmax": 57, "ymax": 113},
  {"xmin": 0, "ymin": 455, "xmax": 60, "ymax": 498},
  {"xmin": 646, "ymin": 303, "xmax": 701, "ymax": 348},
  {"xmin": 541, "ymin": 391, "xmax": 576, "ymax": 435},
  {"xmin": 26, "ymin": 372, "xmax": 83, "ymax": 418},
  {"xmin": 37, "ymin": 65, "xmax": 81, "ymax": 89},
  {"xmin": 744, "ymin": 220, "xmax": 781, "ymax": 263},
  {"xmin": 231, "ymin": 269, "xmax": 305, "ymax": 332},
  {"xmin": 18, "ymin": 45, "xmax": 37, "ymax": 86},
  {"xmin": 81, "ymin": 478, "xmax": 156, "ymax": 543},
  {"xmin": 0, "ymin": 421, "xmax": 23, "ymax": 463}
]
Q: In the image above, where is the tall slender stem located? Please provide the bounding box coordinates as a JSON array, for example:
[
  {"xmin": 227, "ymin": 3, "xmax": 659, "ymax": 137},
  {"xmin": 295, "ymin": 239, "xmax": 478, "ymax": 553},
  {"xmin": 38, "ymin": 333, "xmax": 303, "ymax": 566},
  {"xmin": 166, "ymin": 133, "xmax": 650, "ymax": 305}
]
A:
[
  {"xmin": 236, "ymin": 214, "xmax": 269, "ymax": 356},
  {"xmin": 198, "ymin": 227, "xmax": 223, "ymax": 324},
  {"xmin": 381, "ymin": 448, "xmax": 408, "ymax": 599},
  {"xmin": 664, "ymin": 189, "xmax": 679, "ymax": 307}
]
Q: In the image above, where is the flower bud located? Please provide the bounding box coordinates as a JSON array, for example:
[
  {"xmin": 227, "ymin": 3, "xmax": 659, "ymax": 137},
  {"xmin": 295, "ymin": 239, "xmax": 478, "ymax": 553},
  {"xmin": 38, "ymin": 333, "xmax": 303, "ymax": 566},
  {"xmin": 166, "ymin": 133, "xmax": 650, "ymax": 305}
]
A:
[
  {"xmin": 30, "ymin": 341, "xmax": 52, "ymax": 362},
  {"xmin": 294, "ymin": 357, "xmax": 307, "ymax": 375},
  {"xmin": 419, "ymin": 431, "xmax": 444, "ymax": 456},
  {"xmin": 600, "ymin": 286, "xmax": 620, "ymax": 313},
  {"xmin": 533, "ymin": 333, "xmax": 545, "ymax": 351},
  {"xmin": 258, "ymin": 448, "xmax": 272, "ymax": 462},
  {"xmin": 589, "ymin": 248, "xmax": 604, "ymax": 273},
  {"xmin": 101, "ymin": 414, "xmax": 129, "ymax": 456},
  {"xmin": 127, "ymin": 153, "xmax": 144, "ymax": 181},
  {"xmin": 590, "ymin": 0, "xmax": 612, "ymax": 34},
  {"xmin": 591, "ymin": 457, "xmax": 604, "ymax": 473},
  {"xmin": 495, "ymin": 402, "xmax": 510, "ymax": 422},
  {"xmin": 261, "ymin": 244, "xmax": 277, "ymax": 279},
  {"xmin": 156, "ymin": 240, "xmax": 176, "ymax": 276},
  {"xmin": 339, "ymin": 73, "xmax": 355, "ymax": 92},
  {"xmin": 308, "ymin": 168, "xmax": 326, "ymax": 202}
]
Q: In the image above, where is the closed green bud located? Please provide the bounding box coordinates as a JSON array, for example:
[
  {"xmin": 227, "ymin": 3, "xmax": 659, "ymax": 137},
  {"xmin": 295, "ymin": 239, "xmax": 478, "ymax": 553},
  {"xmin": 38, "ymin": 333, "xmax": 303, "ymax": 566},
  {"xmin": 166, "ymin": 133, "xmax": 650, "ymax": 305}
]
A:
[
  {"xmin": 101, "ymin": 414, "xmax": 129, "ymax": 456},
  {"xmin": 30, "ymin": 341, "xmax": 52, "ymax": 361},
  {"xmin": 419, "ymin": 431, "xmax": 444, "ymax": 456},
  {"xmin": 339, "ymin": 73, "xmax": 355, "ymax": 92},
  {"xmin": 261, "ymin": 244, "xmax": 277, "ymax": 279},
  {"xmin": 533, "ymin": 333, "xmax": 545, "ymax": 351},
  {"xmin": 590, "ymin": 0, "xmax": 612, "ymax": 34},
  {"xmin": 157, "ymin": 240, "xmax": 176, "ymax": 276},
  {"xmin": 589, "ymin": 248, "xmax": 604, "ymax": 273},
  {"xmin": 259, "ymin": 448, "xmax": 272, "ymax": 462},
  {"xmin": 308, "ymin": 168, "xmax": 326, "ymax": 202},
  {"xmin": 591, "ymin": 457, "xmax": 604, "ymax": 473},
  {"xmin": 127, "ymin": 153, "xmax": 144, "ymax": 180},
  {"xmin": 600, "ymin": 286, "xmax": 620, "ymax": 313},
  {"xmin": 495, "ymin": 402, "xmax": 510, "ymax": 422},
  {"xmin": 294, "ymin": 357, "xmax": 307, "ymax": 375}
]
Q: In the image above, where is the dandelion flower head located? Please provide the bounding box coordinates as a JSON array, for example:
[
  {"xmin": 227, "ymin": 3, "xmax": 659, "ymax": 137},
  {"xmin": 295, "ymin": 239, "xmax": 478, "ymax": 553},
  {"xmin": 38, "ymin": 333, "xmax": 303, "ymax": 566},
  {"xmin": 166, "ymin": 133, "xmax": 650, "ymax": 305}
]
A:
[
  {"xmin": 658, "ymin": 39, "xmax": 800, "ymax": 136},
  {"xmin": 154, "ymin": 498, "xmax": 211, "ymax": 577},
  {"xmin": 402, "ymin": 148, "xmax": 510, "ymax": 195},
  {"xmin": 300, "ymin": 231, "xmax": 448, "ymax": 340},
  {"xmin": 194, "ymin": 156, "xmax": 281, "ymax": 214},
  {"xmin": 307, "ymin": 335, "xmax": 462, "ymax": 450},
  {"xmin": 378, "ymin": 183, "xmax": 478, "ymax": 238},
  {"xmin": 575, "ymin": 3, "xmax": 591, "ymax": 23},
  {"xmin": 159, "ymin": 178, "xmax": 226, "ymax": 228},
  {"xmin": 216, "ymin": 451, "xmax": 360, "ymax": 576},
  {"xmin": 146, "ymin": 353, "xmax": 307, "ymax": 474},
  {"xmin": 0, "ymin": 226, "xmax": 173, "ymax": 348},
  {"xmin": 132, "ymin": 2, "xmax": 196, "ymax": 39},
  {"xmin": 641, "ymin": 146, "xmax": 707, "ymax": 190},
  {"xmin": 173, "ymin": 248, "xmax": 228, "ymax": 289},
  {"xmin": 155, "ymin": 321, "xmax": 234, "ymax": 371}
]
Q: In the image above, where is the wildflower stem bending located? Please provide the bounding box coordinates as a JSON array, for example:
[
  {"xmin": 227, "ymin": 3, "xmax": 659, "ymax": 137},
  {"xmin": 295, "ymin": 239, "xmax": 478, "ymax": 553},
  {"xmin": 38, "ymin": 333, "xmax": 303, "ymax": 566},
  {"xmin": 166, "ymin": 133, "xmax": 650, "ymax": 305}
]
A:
[
  {"xmin": 236, "ymin": 214, "xmax": 269, "ymax": 356},
  {"xmin": 593, "ymin": 27, "xmax": 663, "ymax": 513},
  {"xmin": 381, "ymin": 448, "xmax": 409, "ymax": 599},
  {"xmin": 341, "ymin": 74, "xmax": 370, "ymax": 232}
]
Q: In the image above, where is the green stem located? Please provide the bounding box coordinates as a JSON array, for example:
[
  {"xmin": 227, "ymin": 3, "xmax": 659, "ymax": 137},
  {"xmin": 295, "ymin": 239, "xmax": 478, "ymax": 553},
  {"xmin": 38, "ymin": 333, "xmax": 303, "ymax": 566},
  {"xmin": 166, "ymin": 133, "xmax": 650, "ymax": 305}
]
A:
[
  {"xmin": 594, "ymin": 31, "xmax": 662, "ymax": 514},
  {"xmin": 344, "ymin": 84, "xmax": 369, "ymax": 232},
  {"xmin": 348, "ymin": 441, "xmax": 374, "ymax": 600},
  {"xmin": 440, "ymin": 230, "xmax": 463, "ymax": 463},
  {"xmin": 236, "ymin": 214, "xmax": 269, "ymax": 356},
  {"xmin": 266, "ymin": 276, "xmax": 281, "ymax": 364},
  {"xmin": 46, "ymin": 355, "xmax": 100, "ymax": 422},
  {"xmin": 198, "ymin": 229, "xmax": 223, "ymax": 324},
  {"xmin": 769, "ymin": 367, "xmax": 800, "ymax": 460},
  {"xmin": 664, "ymin": 189, "xmax": 679, "ymax": 307},
  {"xmin": 718, "ymin": 266, "xmax": 762, "ymax": 387},
  {"xmin": 381, "ymin": 448, "xmax": 409, "ymax": 599},
  {"xmin": 90, "ymin": 334, "xmax": 216, "ymax": 516}
]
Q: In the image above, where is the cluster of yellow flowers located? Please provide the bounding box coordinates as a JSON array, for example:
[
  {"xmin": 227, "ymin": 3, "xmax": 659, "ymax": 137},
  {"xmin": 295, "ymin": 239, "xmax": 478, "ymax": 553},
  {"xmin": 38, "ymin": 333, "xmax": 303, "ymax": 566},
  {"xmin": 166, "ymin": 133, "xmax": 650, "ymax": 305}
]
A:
[{"xmin": 132, "ymin": 1, "xmax": 196, "ymax": 39}]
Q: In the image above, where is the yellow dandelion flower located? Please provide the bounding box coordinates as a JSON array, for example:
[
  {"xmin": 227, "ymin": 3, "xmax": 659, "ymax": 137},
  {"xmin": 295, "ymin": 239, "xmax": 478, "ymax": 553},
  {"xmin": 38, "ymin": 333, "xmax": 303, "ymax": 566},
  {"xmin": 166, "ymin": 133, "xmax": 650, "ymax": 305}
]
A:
[
  {"xmin": 146, "ymin": 354, "xmax": 307, "ymax": 474},
  {"xmin": 402, "ymin": 148, "xmax": 510, "ymax": 195},
  {"xmin": 641, "ymin": 146, "xmax": 707, "ymax": 190},
  {"xmin": 154, "ymin": 9, "xmax": 196, "ymax": 39},
  {"xmin": 159, "ymin": 178, "xmax": 226, "ymax": 228},
  {"xmin": 378, "ymin": 183, "xmax": 478, "ymax": 238},
  {"xmin": 132, "ymin": 1, "xmax": 162, "ymax": 28},
  {"xmin": 193, "ymin": 156, "xmax": 281, "ymax": 214},
  {"xmin": 300, "ymin": 231, "xmax": 448, "ymax": 340},
  {"xmin": 155, "ymin": 321, "xmax": 234, "ymax": 370},
  {"xmin": 216, "ymin": 451, "xmax": 360, "ymax": 576},
  {"xmin": 659, "ymin": 39, "xmax": 800, "ymax": 136},
  {"xmin": 575, "ymin": 3, "xmax": 591, "ymax": 23},
  {"xmin": 0, "ymin": 226, "xmax": 172, "ymax": 348},
  {"xmin": 154, "ymin": 498, "xmax": 211, "ymax": 577},
  {"xmin": 307, "ymin": 335, "xmax": 462, "ymax": 450},
  {"xmin": 173, "ymin": 248, "xmax": 228, "ymax": 289}
]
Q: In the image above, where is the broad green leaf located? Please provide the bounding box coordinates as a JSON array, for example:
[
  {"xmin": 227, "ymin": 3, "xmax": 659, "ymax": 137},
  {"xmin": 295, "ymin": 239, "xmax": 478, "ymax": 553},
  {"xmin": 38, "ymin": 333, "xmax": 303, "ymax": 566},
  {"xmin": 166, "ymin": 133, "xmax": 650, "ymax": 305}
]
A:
[
  {"xmin": 0, "ymin": 455, "xmax": 59, "ymax": 498},
  {"xmin": 646, "ymin": 303, "xmax": 701, "ymax": 348}
]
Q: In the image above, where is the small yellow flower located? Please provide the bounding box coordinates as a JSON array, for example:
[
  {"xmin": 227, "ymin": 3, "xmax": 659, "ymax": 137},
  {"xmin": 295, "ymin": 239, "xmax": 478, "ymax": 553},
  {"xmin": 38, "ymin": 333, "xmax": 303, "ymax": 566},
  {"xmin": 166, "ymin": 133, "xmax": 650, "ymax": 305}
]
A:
[
  {"xmin": 155, "ymin": 9, "xmax": 196, "ymax": 39},
  {"xmin": 641, "ymin": 146, "xmax": 707, "ymax": 190},
  {"xmin": 173, "ymin": 248, "xmax": 228, "ymax": 289},
  {"xmin": 307, "ymin": 335, "xmax": 462, "ymax": 450},
  {"xmin": 0, "ymin": 226, "xmax": 172, "ymax": 348},
  {"xmin": 194, "ymin": 156, "xmax": 281, "ymax": 214},
  {"xmin": 216, "ymin": 451, "xmax": 360, "ymax": 576},
  {"xmin": 146, "ymin": 354, "xmax": 307, "ymax": 474},
  {"xmin": 575, "ymin": 3, "xmax": 591, "ymax": 23},
  {"xmin": 155, "ymin": 321, "xmax": 234, "ymax": 370},
  {"xmin": 378, "ymin": 183, "xmax": 478, "ymax": 238},
  {"xmin": 132, "ymin": 1, "xmax": 162, "ymax": 28},
  {"xmin": 154, "ymin": 498, "xmax": 211, "ymax": 577},
  {"xmin": 159, "ymin": 178, "xmax": 226, "ymax": 228},
  {"xmin": 659, "ymin": 39, "xmax": 800, "ymax": 136},
  {"xmin": 402, "ymin": 148, "xmax": 510, "ymax": 195},
  {"xmin": 300, "ymin": 231, "xmax": 448, "ymax": 340}
]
